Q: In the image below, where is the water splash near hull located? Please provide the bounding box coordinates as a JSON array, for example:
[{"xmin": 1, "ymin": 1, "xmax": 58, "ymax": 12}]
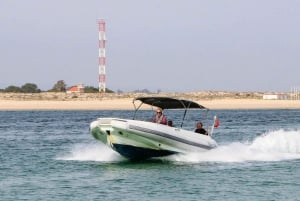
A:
[
  {"xmin": 56, "ymin": 143, "xmax": 124, "ymax": 162},
  {"xmin": 57, "ymin": 130, "xmax": 300, "ymax": 163},
  {"xmin": 169, "ymin": 129, "xmax": 300, "ymax": 163}
]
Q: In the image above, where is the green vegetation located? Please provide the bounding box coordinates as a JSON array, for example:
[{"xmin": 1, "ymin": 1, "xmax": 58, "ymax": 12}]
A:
[
  {"xmin": 84, "ymin": 86, "xmax": 99, "ymax": 93},
  {"xmin": 21, "ymin": 83, "xmax": 41, "ymax": 93},
  {"xmin": 0, "ymin": 80, "xmax": 115, "ymax": 93},
  {"xmin": 3, "ymin": 85, "xmax": 23, "ymax": 93},
  {"xmin": 49, "ymin": 80, "xmax": 67, "ymax": 92},
  {"xmin": 84, "ymin": 86, "xmax": 114, "ymax": 93},
  {"xmin": 105, "ymin": 88, "xmax": 114, "ymax": 93},
  {"xmin": 2, "ymin": 83, "xmax": 41, "ymax": 93}
]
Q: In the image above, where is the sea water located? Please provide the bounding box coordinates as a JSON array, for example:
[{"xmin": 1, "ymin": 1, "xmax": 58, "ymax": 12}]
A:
[{"xmin": 0, "ymin": 110, "xmax": 300, "ymax": 201}]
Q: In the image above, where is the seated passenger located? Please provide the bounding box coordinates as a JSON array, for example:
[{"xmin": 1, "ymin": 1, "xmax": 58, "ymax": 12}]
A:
[
  {"xmin": 152, "ymin": 108, "xmax": 167, "ymax": 125},
  {"xmin": 194, "ymin": 121, "xmax": 208, "ymax": 135},
  {"xmin": 167, "ymin": 120, "xmax": 173, "ymax": 127}
]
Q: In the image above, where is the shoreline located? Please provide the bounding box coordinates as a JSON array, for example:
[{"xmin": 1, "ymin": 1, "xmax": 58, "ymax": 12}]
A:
[{"xmin": 1, "ymin": 99, "xmax": 300, "ymax": 110}]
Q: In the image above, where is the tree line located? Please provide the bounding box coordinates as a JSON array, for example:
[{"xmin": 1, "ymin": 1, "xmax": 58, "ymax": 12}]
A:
[{"xmin": 0, "ymin": 80, "xmax": 114, "ymax": 93}]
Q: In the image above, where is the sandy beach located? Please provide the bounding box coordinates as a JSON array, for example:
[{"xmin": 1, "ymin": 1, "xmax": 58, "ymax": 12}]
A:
[
  {"xmin": 1, "ymin": 98, "xmax": 300, "ymax": 110},
  {"xmin": 1, "ymin": 92, "xmax": 299, "ymax": 110}
]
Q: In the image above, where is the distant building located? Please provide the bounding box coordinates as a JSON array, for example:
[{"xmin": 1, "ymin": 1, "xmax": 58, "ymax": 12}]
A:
[
  {"xmin": 66, "ymin": 84, "xmax": 84, "ymax": 94},
  {"xmin": 263, "ymin": 93, "xmax": 288, "ymax": 100}
]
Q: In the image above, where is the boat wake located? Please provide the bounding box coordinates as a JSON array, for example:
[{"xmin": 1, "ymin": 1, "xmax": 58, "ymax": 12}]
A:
[
  {"xmin": 57, "ymin": 129, "xmax": 300, "ymax": 163},
  {"xmin": 169, "ymin": 129, "xmax": 300, "ymax": 163},
  {"xmin": 56, "ymin": 143, "xmax": 124, "ymax": 162}
]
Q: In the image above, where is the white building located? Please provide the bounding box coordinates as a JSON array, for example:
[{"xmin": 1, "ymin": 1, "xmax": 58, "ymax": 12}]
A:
[{"xmin": 263, "ymin": 94, "xmax": 288, "ymax": 100}]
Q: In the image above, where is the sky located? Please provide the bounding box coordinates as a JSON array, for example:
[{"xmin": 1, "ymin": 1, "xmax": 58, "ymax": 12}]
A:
[{"xmin": 1, "ymin": 0, "xmax": 300, "ymax": 92}]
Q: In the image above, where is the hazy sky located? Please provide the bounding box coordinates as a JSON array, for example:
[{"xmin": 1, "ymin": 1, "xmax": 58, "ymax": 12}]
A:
[{"xmin": 1, "ymin": 0, "xmax": 299, "ymax": 92}]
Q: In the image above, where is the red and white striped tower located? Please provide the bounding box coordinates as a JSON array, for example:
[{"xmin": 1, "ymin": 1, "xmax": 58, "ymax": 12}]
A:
[{"xmin": 98, "ymin": 19, "xmax": 106, "ymax": 92}]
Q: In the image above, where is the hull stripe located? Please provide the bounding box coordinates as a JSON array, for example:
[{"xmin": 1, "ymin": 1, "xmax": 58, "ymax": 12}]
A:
[{"xmin": 128, "ymin": 125, "xmax": 215, "ymax": 150}]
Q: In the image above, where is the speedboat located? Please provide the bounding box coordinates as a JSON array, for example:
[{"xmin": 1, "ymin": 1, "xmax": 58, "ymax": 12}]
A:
[{"xmin": 89, "ymin": 97, "xmax": 218, "ymax": 160}]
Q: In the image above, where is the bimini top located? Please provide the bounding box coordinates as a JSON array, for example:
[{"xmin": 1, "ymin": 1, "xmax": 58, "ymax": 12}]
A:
[{"xmin": 133, "ymin": 97, "xmax": 207, "ymax": 110}]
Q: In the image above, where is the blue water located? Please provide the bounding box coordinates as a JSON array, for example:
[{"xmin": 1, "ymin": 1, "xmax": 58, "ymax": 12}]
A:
[{"xmin": 1, "ymin": 110, "xmax": 300, "ymax": 200}]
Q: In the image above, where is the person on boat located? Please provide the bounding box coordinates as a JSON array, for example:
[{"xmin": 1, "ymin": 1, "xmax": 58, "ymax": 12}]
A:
[
  {"xmin": 195, "ymin": 121, "xmax": 208, "ymax": 135},
  {"xmin": 152, "ymin": 108, "xmax": 167, "ymax": 125},
  {"xmin": 167, "ymin": 120, "xmax": 173, "ymax": 127}
]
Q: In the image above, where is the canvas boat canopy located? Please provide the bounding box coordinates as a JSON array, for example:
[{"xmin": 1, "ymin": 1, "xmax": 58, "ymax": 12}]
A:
[{"xmin": 133, "ymin": 97, "xmax": 207, "ymax": 110}]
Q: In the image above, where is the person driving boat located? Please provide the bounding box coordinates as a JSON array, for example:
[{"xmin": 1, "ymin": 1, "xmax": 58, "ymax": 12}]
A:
[{"xmin": 152, "ymin": 108, "xmax": 167, "ymax": 125}]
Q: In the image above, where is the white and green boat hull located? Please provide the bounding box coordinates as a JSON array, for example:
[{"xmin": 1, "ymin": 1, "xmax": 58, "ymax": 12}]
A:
[{"xmin": 90, "ymin": 118, "xmax": 217, "ymax": 160}]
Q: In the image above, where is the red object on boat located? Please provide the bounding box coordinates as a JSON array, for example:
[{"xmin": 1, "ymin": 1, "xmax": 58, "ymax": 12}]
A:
[{"xmin": 214, "ymin": 118, "xmax": 220, "ymax": 128}]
